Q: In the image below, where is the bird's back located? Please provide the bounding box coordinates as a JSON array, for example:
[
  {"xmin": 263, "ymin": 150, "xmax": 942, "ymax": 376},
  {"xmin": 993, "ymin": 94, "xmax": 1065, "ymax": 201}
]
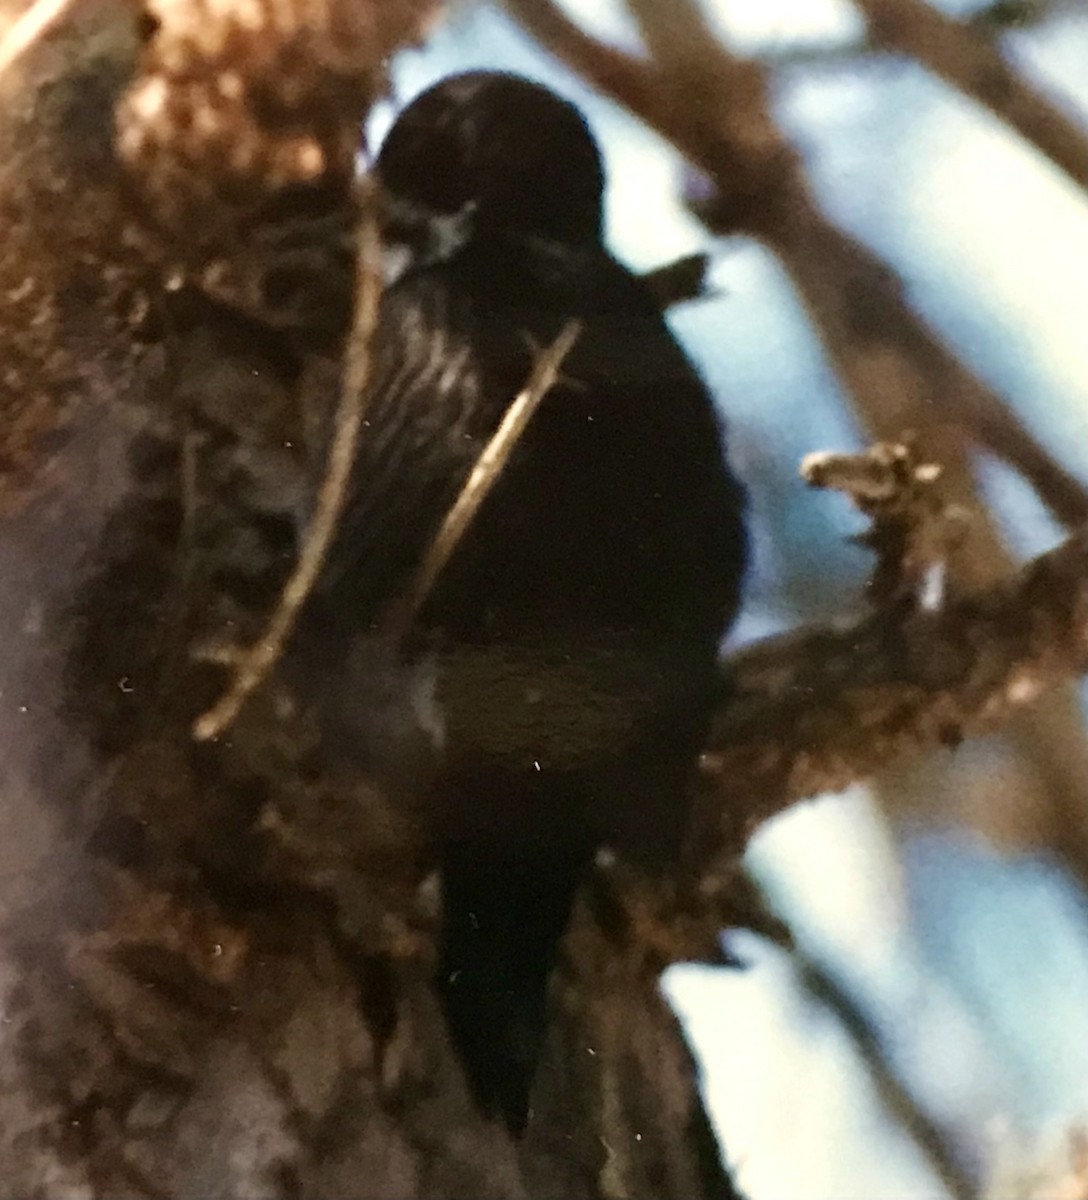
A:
[{"xmin": 329, "ymin": 232, "xmax": 746, "ymax": 763}]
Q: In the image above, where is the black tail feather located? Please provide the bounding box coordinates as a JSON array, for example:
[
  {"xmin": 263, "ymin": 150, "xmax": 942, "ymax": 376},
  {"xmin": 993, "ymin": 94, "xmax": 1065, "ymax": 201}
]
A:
[{"xmin": 437, "ymin": 842, "xmax": 587, "ymax": 1134}]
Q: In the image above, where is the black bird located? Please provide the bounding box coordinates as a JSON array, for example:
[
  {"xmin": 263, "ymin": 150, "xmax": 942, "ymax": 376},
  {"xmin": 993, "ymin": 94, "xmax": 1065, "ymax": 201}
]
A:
[{"xmin": 316, "ymin": 70, "xmax": 748, "ymax": 1132}]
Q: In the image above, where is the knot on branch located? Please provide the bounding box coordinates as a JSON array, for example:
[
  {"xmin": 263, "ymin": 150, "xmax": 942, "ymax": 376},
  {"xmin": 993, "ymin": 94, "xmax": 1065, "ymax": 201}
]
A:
[
  {"xmin": 682, "ymin": 150, "xmax": 797, "ymax": 236},
  {"xmin": 802, "ymin": 439, "xmax": 968, "ymax": 611}
]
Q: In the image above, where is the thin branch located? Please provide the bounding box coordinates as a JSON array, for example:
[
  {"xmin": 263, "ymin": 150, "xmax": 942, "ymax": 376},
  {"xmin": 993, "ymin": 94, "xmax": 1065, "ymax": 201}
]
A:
[
  {"xmin": 796, "ymin": 954, "xmax": 977, "ymax": 1200},
  {"xmin": 801, "ymin": 441, "xmax": 967, "ymax": 609},
  {"xmin": 853, "ymin": 0, "xmax": 1088, "ymax": 193},
  {"xmin": 381, "ymin": 320, "xmax": 582, "ymax": 641},
  {"xmin": 192, "ymin": 184, "xmax": 383, "ymax": 741},
  {"xmin": 764, "ymin": 207, "xmax": 1088, "ymax": 536},
  {"xmin": 719, "ymin": 2, "xmax": 1064, "ymax": 69},
  {"xmin": 0, "ymin": 0, "xmax": 77, "ymax": 78},
  {"xmin": 501, "ymin": 0, "xmax": 685, "ymax": 150}
]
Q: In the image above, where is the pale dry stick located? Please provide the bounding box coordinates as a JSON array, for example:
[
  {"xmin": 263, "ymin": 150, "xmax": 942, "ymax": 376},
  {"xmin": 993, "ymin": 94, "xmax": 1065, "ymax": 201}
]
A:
[
  {"xmin": 381, "ymin": 319, "xmax": 582, "ymax": 642},
  {"xmin": 0, "ymin": 0, "xmax": 79, "ymax": 78},
  {"xmin": 193, "ymin": 186, "xmax": 383, "ymax": 741}
]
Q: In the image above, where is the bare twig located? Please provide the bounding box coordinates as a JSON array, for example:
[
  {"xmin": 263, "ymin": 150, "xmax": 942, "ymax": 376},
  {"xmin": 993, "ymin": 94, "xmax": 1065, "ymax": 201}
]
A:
[
  {"xmin": 796, "ymin": 954, "xmax": 977, "ymax": 1200},
  {"xmin": 192, "ymin": 184, "xmax": 383, "ymax": 741},
  {"xmin": 381, "ymin": 320, "xmax": 582, "ymax": 641},
  {"xmin": 0, "ymin": 0, "xmax": 78, "ymax": 79},
  {"xmin": 717, "ymin": 2, "xmax": 1062, "ymax": 68},
  {"xmin": 768, "ymin": 214, "xmax": 1088, "ymax": 538},
  {"xmin": 854, "ymin": 0, "xmax": 1088, "ymax": 193},
  {"xmin": 802, "ymin": 440, "xmax": 967, "ymax": 608}
]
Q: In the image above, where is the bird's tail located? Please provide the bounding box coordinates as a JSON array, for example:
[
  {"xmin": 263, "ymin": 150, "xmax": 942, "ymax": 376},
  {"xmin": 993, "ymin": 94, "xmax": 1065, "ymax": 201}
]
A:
[{"xmin": 437, "ymin": 840, "xmax": 587, "ymax": 1134}]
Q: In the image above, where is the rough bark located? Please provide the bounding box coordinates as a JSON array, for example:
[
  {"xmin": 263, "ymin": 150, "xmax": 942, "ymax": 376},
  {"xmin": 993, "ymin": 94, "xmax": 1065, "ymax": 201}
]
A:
[{"xmin": 698, "ymin": 525, "xmax": 1088, "ymax": 864}]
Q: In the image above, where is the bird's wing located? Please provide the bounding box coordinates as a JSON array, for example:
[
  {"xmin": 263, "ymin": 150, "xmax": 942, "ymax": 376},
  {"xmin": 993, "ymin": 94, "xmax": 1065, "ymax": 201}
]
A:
[{"xmin": 319, "ymin": 271, "xmax": 486, "ymax": 621}]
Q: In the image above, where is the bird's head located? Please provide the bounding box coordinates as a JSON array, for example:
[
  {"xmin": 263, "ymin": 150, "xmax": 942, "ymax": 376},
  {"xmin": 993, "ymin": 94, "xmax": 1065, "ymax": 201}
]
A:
[{"xmin": 376, "ymin": 71, "xmax": 605, "ymax": 269}]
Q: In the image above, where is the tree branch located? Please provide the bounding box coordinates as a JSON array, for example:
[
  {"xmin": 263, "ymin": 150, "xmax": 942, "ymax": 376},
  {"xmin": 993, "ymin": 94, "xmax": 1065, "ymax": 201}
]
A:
[
  {"xmin": 853, "ymin": 0, "xmax": 1088, "ymax": 194},
  {"xmin": 0, "ymin": 0, "xmax": 78, "ymax": 77},
  {"xmin": 192, "ymin": 186, "xmax": 384, "ymax": 742},
  {"xmin": 698, "ymin": 524, "xmax": 1088, "ymax": 859}
]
